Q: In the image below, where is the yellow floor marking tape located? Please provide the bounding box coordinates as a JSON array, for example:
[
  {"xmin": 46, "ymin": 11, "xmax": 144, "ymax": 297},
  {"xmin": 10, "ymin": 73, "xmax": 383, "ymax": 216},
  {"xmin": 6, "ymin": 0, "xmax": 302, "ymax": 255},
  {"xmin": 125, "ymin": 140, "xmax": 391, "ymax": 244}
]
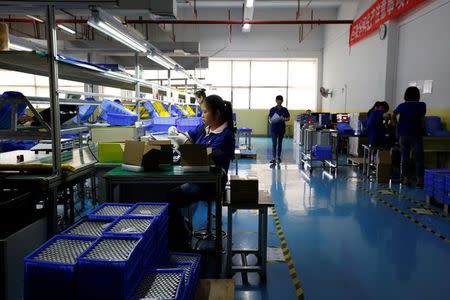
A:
[
  {"xmin": 357, "ymin": 185, "xmax": 450, "ymax": 243},
  {"xmin": 272, "ymin": 206, "xmax": 305, "ymax": 300}
]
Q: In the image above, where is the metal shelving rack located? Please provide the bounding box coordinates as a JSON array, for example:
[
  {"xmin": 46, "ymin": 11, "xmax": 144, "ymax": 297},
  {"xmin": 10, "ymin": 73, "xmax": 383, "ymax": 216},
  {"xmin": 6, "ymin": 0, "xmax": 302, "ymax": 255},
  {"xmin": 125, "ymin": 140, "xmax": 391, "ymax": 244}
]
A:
[{"xmin": 0, "ymin": 5, "xmax": 198, "ymax": 236}]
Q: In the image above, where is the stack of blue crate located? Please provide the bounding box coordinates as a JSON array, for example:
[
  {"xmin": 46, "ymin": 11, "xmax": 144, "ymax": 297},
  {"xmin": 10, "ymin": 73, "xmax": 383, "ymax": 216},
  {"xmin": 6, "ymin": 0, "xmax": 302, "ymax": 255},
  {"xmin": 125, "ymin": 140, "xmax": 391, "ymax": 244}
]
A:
[
  {"xmin": 23, "ymin": 235, "xmax": 96, "ymax": 300},
  {"xmin": 126, "ymin": 202, "xmax": 169, "ymax": 263},
  {"xmin": 424, "ymin": 169, "xmax": 450, "ymax": 198},
  {"xmin": 103, "ymin": 215, "xmax": 158, "ymax": 268},
  {"xmin": 23, "ymin": 202, "xmax": 191, "ymax": 300},
  {"xmin": 77, "ymin": 236, "xmax": 146, "ymax": 300}
]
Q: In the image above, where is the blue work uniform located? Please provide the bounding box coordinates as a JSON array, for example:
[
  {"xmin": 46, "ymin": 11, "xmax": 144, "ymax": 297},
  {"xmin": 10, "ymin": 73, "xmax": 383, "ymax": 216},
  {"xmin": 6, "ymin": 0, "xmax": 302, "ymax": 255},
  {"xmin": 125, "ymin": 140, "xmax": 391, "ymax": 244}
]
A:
[
  {"xmin": 188, "ymin": 124, "xmax": 235, "ymax": 174},
  {"xmin": 269, "ymin": 106, "xmax": 290, "ymax": 134},
  {"xmin": 366, "ymin": 110, "xmax": 386, "ymax": 147},
  {"xmin": 269, "ymin": 106, "xmax": 290, "ymax": 160},
  {"xmin": 196, "ymin": 107, "xmax": 203, "ymax": 117},
  {"xmin": 393, "ymin": 101, "xmax": 427, "ymax": 137},
  {"xmin": 393, "ymin": 101, "xmax": 427, "ymax": 180}
]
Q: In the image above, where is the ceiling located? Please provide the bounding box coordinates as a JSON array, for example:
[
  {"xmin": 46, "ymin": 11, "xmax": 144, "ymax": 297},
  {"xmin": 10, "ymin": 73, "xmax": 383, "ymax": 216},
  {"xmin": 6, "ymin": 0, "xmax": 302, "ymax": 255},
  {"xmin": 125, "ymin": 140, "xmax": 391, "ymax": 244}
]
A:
[{"xmin": 0, "ymin": 0, "xmax": 356, "ymax": 70}]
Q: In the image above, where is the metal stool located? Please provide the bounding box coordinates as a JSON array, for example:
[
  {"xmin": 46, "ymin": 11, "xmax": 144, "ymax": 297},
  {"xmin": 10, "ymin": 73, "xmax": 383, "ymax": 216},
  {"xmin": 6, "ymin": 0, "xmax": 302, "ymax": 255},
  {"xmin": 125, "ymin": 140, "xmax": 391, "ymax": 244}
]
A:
[{"xmin": 225, "ymin": 190, "xmax": 274, "ymax": 283}]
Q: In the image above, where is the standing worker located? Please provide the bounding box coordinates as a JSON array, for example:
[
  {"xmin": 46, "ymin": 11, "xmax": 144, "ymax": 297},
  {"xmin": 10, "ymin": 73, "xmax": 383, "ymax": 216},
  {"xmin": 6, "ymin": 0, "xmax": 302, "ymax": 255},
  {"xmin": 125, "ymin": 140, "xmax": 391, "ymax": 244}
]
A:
[
  {"xmin": 194, "ymin": 89, "xmax": 206, "ymax": 117},
  {"xmin": 268, "ymin": 95, "xmax": 290, "ymax": 164},
  {"xmin": 392, "ymin": 86, "xmax": 426, "ymax": 188},
  {"xmin": 366, "ymin": 101, "xmax": 390, "ymax": 147}
]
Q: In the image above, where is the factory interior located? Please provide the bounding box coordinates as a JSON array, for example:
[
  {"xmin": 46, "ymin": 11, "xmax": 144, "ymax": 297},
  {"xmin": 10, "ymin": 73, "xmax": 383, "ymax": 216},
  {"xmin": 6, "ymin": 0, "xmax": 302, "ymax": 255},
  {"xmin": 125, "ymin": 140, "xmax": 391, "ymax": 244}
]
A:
[{"xmin": 1, "ymin": 0, "xmax": 450, "ymax": 299}]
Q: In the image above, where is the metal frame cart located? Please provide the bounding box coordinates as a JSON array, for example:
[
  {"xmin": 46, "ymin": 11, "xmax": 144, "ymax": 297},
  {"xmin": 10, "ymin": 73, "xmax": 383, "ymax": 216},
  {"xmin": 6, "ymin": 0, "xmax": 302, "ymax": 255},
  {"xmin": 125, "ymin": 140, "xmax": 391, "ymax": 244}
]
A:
[{"xmin": 300, "ymin": 130, "xmax": 338, "ymax": 174}]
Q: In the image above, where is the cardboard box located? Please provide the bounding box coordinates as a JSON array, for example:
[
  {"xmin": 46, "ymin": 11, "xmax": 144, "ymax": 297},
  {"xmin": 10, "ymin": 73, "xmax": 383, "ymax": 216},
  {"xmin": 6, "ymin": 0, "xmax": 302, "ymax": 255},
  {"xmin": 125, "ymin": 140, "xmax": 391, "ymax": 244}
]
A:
[
  {"xmin": 123, "ymin": 140, "xmax": 172, "ymax": 170},
  {"xmin": 376, "ymin": 164, "xmax": 391, "ymax": 183},
  {"xmin": 195, "ymin": 279, "xmax": 234, "ymax": 300},
  {"xmin": 98, "ymin": 143, "xmax": 125, "ymax": 163},
  {"xmin": 376, "ymin": 150, "xmax": 391, "ymax": 164},
  {"xmin": 91, "ymin": 126, "xmax": 144, "ymax": 143},
  {"xmin": 179, "ymin": 144, "xmax": 212, "ymax": 166},
  {"xmin": 230, "ymin": 175, "xmax": 259, "ymax": 203}
]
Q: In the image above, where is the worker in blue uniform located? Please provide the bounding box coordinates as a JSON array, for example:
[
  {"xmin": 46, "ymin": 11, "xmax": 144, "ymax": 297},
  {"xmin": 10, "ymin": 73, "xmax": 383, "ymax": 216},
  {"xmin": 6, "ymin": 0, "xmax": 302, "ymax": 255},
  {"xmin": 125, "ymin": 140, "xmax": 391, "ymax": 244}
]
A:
[
  {"xmin": 392, "ymin": 86, "xmax": 426, "ymax": 188},
  {"xmin": 194, "ymin": 89, "xmax": 206, "ymax": 117},
  {"xmin": 168, "ymin": 94, "xmax": 235, "ymax": 249},
  {"xmin": 268, "ymin": 95, "xmax": 290, "ymax": 164},
  {"xmin": 366, "ymin": 101, "xmax": 390, "ymax": 147}
]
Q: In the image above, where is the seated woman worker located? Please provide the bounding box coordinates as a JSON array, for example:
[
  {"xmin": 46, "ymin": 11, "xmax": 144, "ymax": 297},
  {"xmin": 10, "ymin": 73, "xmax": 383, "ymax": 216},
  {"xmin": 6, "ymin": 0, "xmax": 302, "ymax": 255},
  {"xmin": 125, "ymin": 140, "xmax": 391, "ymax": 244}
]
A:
[{"xmin": 168, "ymin": 94, "xmax": 235, "ymax": 249}]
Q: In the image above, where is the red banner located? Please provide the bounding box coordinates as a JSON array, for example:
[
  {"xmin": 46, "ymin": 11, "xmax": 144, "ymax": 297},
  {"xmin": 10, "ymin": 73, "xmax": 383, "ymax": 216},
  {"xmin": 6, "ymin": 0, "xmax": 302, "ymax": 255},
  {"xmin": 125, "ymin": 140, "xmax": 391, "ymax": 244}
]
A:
[{"xmin": 349, "ymin": 0, "xmax": 429, "ymax": 46}]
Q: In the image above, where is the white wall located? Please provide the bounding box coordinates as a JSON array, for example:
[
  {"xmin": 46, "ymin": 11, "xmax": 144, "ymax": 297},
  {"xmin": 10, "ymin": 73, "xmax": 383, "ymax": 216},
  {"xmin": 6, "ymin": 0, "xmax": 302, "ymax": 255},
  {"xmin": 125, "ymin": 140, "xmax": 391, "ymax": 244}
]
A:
[
  {"xmin": 322, "ymin": 0, "xmax": 389, "ymax": 112},
  {"xmin": 395, "ymin": 0, "xmax": 450, "ymax": 109},
  {"xmin": 322, "ymin": 0, "xmax": 450, "ymax": 116}
]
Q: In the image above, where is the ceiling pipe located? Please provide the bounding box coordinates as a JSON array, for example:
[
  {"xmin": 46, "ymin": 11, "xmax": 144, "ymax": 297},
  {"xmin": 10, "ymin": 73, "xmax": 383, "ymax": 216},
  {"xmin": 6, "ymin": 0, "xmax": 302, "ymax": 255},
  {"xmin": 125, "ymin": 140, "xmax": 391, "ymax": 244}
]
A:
[{"xmin": 1, "ymin": 18, "xmax": 353, "ymax": 25}]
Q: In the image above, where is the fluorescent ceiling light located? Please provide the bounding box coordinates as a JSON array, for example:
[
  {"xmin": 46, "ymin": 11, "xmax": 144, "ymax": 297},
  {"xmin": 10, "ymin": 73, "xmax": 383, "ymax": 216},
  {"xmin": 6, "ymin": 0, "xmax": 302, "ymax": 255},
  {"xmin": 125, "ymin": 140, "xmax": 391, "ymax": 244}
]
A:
[
  {"xmin": 246, "ymin": 0, "xmax": 254, "ymax": 8},
  {"xmin": 147, "ymin": 52, "xmax": 175, "ymax": 70},
  {"xmin": 26, "ymin": 15, "xmax": 44, "ymax": 23},
  {"xmin": 9, "ymin": 43, "xmax": 33, "ymax": 51},
  {"xmin": 88, "ymin": 19, "xmax": 147, "ymax": 53},
  {"xmin": 57, "ymin": 24, "xmax": 76, "ymax": 35},
  {"xmin": 242, "ymin": 23, "xmax": 251, "ymax": 32}
]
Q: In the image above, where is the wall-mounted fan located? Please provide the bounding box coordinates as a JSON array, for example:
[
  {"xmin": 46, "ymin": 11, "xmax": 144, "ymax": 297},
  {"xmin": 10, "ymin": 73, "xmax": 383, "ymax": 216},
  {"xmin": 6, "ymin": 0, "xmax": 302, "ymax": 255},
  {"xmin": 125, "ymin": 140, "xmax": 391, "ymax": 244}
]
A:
[{"xmin": 320, "ymin": 87, "xmax": 333, "ymax": 98}]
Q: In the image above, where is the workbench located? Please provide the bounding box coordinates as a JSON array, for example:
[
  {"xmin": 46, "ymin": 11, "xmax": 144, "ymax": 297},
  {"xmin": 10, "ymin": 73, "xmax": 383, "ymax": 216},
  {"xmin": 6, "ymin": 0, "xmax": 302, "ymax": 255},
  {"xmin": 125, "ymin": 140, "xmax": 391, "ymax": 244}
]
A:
[
  {"xmin": 0, "ymin": 148, "xmax": 97, "ymax": 235},
  {"xmin": 103, "ymin": 165, "xmax": 224, "ymax": 276}
]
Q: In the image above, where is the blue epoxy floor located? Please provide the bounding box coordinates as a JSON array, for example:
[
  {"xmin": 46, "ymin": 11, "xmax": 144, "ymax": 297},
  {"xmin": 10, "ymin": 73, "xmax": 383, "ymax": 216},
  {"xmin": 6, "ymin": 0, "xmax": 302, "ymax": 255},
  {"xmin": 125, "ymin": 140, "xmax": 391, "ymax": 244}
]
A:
[{"xmin": 198, "ymin": 137, "xmax": 450, "ymax": 300}]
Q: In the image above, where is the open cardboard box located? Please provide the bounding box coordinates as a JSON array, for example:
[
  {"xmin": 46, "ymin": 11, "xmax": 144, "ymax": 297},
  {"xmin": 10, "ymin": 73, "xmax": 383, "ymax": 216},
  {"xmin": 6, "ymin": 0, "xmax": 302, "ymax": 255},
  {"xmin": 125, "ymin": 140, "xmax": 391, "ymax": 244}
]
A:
[
  {"xmin": 179, "ymin": 144, "xmax": 213, "ymax": 170},
  {"xmin": 122, "ymin": 140, "xmax": 172, "ymax": 171}
]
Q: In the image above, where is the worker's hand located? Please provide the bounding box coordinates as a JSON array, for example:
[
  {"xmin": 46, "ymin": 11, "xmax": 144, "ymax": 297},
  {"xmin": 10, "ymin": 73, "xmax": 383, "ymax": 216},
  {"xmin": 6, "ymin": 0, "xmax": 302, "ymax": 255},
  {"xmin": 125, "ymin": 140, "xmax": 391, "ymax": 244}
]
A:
[
  {"xmin": 18, "ymin": 115, "xmax": 34, "ymax": 125},
  {"xmin": 168, "ymin": 126, "xmax": 178, "ymax": 136},
  {"xmin": 171, "ymin": 133, "xmax": 189, "ymax": 146}
]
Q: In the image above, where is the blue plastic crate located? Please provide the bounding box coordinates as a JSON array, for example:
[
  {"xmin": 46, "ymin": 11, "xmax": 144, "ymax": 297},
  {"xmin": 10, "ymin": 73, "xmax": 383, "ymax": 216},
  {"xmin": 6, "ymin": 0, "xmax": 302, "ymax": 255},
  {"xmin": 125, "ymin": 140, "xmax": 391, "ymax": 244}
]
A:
[
  {"xmin": 103, "ymin": 216, "xmax": 158, "ymax": 267},
  {"xmin": 24, "ymin": 235, "xmax": 96, "ymax": 300},
  {"xmin": 103, "ymin": 216, "xmax": 156, "ymax": 240},
  {"xmin": 88, "ymin": 203, "xmax": 134, "ymax": 220},
  {"xmin": 129, "ymin": 268, "xmax": 185, "ymax": 300},
  {"xmin": 101, "ymin": 99, "xmax": 138, "ymax": 126},
  {"xmin": 62, "ymin": 218, "xmax": 113, "ymax": 238},
  {"xmin": 176, "ymin": 117, "xmax": 203, "ymax": 126},
  {"xmin": 153, "ymin": 117, "xmax": 178, "ymax": 125},
  {"xmin": 77, "ymin": 236, "xmax": 145, "ymax": 300},
  {"xmin": 176, "ymin": 117, "xmax": 203, "ymax": 133},
  {"xmin": 443, "ymin": 194, "xmax": 450, "ymax": 205},
  {"xmin": 126, "ymin": 202, "xmax": 169, "ymax": 224},
  {"xmin": 167, "ymin": 253, "xmax": 201, "ymax": 300},
  {"xmin": 311, "ymin": 145, "xmax": 332, "ymax": 160},
  {"xmin": 105, "ymin": 113, "xmax": 138, "ymax": 126},
  {"xmin": 161, "ymin": 263, "xmax": 198, "ymax": 300},
  {"xmin": 142, "ymin": 102, "xmax": 158, "ymax": 118},
  {"xmin": 168, "ymin": 252, "xmax": 201, "ymax": 269}
]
